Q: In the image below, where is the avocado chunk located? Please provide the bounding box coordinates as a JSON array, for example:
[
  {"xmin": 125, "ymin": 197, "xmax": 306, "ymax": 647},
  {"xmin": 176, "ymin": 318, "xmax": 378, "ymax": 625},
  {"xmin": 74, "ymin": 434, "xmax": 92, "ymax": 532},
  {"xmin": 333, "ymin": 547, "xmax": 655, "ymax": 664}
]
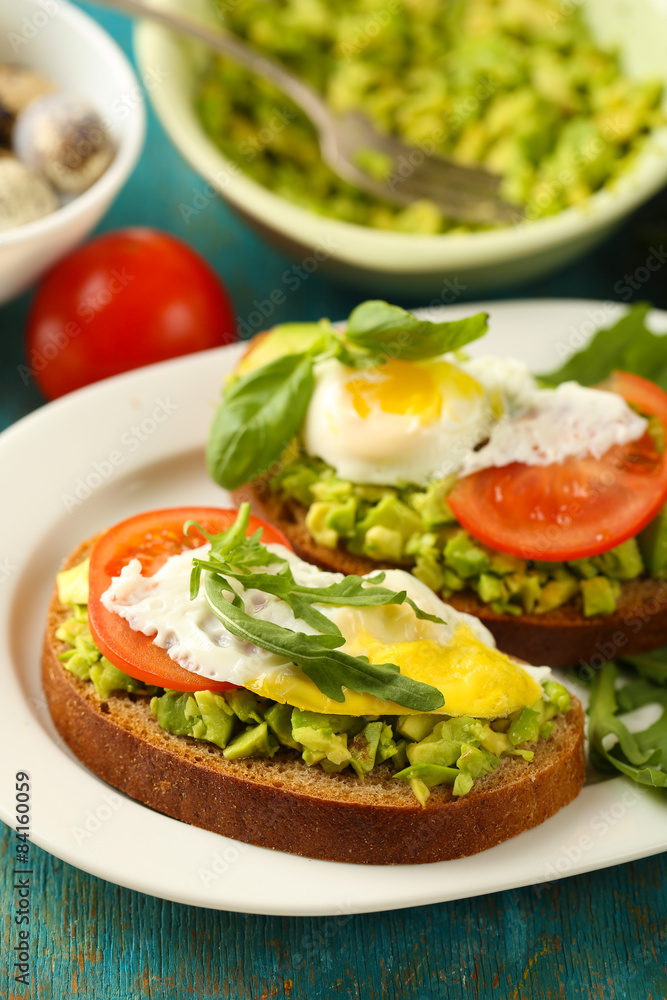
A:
[
  {"xmin": 353, "ymin": 495, "xmax": 423, "ymax": 561},
  {"xmin": 534, "ymin": 576, "xmax": 578, "ymax": 614},
  {"xmin": 305, "ymin": 501, "xmax": 340, "ymax": 549},
  {"xmin": 395, "ymin": 714, "xmax": 440, "ymax": 742},
  {"xmin": 291, "ymin": 708, "xmax": 352, "ymax": 766},
  {"xmin": 580, "ymin": 575, "xmax": 621, "ymax": 617},
  {"xmin": 193, "ymin": 690, "xmax": 236, "ymax": 748},
  {"xmin": 236, "ymin": 322, "xmax": 325, "ymax": 375},
  {"xmin": 152, "ymin": 690, "xmax": 195, "ymax": 737},
  {"xmin": 57, "ymin": 559, "xmax": 90, "ymax": 606},
  {"xmin": 593, "ymin": 538, "xmax": 643, "ymax": 581},
  {"xmin": 406, "ymin": 717, "xmax": 488, "ymax": 768},
  {"xmin": 224, "ymin": 689, "xmax": 263, "ymax": 724},
  {"xmin": 639, "ymin": 504, "xmax": 667, "ymax": 577},
  {"xmin": 349, "ymin": 721, "xmax": 384, "ymax": 778},
  {"xmin": 509, "ymin": 706, "xmax": 541, "ymax": 745},
  {"xmin": 393, "ymin": 762, "xmax": 459, "ymax": 807},
  {"xmin": 264, "ymin": 702, "xmax": 301, "ymax": 749},
  {"xmin": 89, "ymin": 658, "xmax": 155, "ymax": 701},
  {"xmin": 409, "ymin": 477, "xmax": 457, "ymax": 530},
  {"xmin": 223, "ymin": 721, "xmax": 280, "ymax": 759},
  {"xmin": 443, "ymin": 531, "xmax": 490, "ymax": 579}
]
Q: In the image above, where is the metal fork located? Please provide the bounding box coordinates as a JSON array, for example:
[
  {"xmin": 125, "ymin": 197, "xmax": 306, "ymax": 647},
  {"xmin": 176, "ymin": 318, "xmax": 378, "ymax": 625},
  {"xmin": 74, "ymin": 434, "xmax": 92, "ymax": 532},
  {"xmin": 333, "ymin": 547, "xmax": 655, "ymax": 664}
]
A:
[{"xmin": 97, "ymin": 0, "xmax": 522, "ymax": 225}]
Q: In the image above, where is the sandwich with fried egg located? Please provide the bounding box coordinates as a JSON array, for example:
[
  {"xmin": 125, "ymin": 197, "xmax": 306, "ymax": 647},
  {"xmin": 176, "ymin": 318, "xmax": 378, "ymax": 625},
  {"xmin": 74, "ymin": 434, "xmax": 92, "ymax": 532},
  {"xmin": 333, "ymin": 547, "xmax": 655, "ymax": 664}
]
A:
[
  {"xmin": 42, "ymin": 504, "xmax": 584, "ymax": 864},
  {"xmin": 209, "ymin": 301, "xmax": 667, "ymax": 667}
]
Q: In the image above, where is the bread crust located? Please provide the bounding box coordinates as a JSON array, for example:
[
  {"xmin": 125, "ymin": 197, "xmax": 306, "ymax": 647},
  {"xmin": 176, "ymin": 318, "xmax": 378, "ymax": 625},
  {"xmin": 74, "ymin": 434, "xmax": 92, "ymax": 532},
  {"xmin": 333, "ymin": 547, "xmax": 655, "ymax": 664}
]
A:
[
  {"xmin": 233, "ymin": 478, "xmax": 667, "ymax": 668},
  {"xmin": 42, "ymin": 536, "xmax": 585, "ymax": 865}
]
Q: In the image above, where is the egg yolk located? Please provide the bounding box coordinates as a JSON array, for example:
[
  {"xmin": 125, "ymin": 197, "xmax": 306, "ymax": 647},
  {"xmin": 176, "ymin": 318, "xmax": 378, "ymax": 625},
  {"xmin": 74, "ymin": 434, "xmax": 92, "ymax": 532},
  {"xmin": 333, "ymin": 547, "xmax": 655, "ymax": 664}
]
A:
[
  {"xmin": 345, "ymin": 359, "xmax": 484, "ymax": 426},
  {"xmin": 244, "ymin": 624, "xmax": 542, "ymax": 718}
]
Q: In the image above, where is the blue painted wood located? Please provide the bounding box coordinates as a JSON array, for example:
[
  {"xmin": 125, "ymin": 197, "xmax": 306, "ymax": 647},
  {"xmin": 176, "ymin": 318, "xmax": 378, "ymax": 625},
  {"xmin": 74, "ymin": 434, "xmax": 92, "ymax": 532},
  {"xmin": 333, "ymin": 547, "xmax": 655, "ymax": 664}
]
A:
[{"xmin": 1, "ymin": 5, "xmax": 666, "ymax": 998}]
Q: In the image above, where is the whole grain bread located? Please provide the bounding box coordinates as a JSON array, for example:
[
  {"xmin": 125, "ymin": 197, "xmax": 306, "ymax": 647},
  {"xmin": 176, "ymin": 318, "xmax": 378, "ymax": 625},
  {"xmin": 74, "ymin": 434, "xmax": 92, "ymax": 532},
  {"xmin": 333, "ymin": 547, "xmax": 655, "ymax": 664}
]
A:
[
  {"xmin": 42, "ymin": 535, "xmax": 585, "ymax": 864},
  {"xmin": 233, "ymin": 478, "xmax": 667, "ymax": 669}
]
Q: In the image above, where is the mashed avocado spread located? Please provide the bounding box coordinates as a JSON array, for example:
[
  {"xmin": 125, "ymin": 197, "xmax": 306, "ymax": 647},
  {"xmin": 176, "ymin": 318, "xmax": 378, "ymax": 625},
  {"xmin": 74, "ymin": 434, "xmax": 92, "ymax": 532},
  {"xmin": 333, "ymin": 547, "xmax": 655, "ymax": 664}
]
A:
[
  {"xmin": 55, "ymin": 577, "xmax": 570, "ymax": 807},
  {"xmin": 196, "ymin": 0, "xmax": 664, "ymax": 233},
  {"xmin": 272, "ymin": 452, "xmax": 650, "ymax": 619}
]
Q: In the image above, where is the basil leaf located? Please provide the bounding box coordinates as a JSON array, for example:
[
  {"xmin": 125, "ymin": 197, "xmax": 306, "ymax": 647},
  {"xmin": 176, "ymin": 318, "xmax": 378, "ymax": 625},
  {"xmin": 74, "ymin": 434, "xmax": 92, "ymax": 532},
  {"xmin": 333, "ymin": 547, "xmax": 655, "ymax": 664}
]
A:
[
  {"xmin": 203, "ymin": 573, "xmax": 445, "ymax": 711},
  {"xmin": 206, "ymin": 352, "xmax": 315, "ymax": 489},
  {"xmin": 344, "ymin": 300, "xmax": 488, "ymax": 361},
  {"xmin": 539, "ymin": 303, "xmax": 667, "ymax": 388}
]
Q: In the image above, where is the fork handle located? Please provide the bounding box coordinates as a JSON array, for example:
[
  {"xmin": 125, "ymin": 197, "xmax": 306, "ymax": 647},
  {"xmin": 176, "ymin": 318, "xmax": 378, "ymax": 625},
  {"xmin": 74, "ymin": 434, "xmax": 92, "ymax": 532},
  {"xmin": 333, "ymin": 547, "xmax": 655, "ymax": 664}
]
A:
[{"xmin": 95, "ymin": 0, "xmax": 331, "ymax": 130}]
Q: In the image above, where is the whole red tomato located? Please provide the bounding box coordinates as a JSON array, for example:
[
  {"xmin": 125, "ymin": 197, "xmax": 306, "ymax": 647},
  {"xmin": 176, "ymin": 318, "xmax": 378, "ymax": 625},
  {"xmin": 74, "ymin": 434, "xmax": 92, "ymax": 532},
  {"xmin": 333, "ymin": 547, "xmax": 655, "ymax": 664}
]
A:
[{"xmin": 26, "ymin": 228, "xmax": 237, "ymax": 399}]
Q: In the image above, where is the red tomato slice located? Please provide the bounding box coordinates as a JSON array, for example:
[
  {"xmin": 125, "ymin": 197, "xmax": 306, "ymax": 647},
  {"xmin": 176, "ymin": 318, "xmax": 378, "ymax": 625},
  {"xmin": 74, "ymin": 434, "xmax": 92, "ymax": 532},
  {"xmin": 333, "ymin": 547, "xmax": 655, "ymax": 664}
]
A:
[
  {"xmin": 447, "ymin": 371, "xmax": 667, "ymax": 562},
  {"xmin": 88, "ymin": 507, "xmax": 291, "ymax": 691}
]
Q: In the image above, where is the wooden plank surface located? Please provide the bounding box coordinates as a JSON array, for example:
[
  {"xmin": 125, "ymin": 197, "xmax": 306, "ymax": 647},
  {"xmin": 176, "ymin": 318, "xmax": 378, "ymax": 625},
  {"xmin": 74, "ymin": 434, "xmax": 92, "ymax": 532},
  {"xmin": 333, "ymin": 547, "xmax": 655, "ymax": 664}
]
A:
[
  {"xmin": 1, "ymin": 4, "xmax": 666, "ymax": 998},
  {"xmin": 1, "ymin": 823, "xmax": 666, "ymax": 999}
]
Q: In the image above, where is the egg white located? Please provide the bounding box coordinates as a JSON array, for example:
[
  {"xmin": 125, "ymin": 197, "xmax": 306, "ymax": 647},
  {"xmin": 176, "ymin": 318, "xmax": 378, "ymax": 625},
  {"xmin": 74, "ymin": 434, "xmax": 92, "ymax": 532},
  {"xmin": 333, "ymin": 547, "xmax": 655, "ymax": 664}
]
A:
[
  {"xmin": 101, "ymin": 542, "xmax": 550, "ymax": 718},
  {"xmin": 302, "ymin": 356, "xmax": 491, "ymax": 486},
  {"xmin": 300, "ymin": 353, "xmax": 647, "ymax": 488}
]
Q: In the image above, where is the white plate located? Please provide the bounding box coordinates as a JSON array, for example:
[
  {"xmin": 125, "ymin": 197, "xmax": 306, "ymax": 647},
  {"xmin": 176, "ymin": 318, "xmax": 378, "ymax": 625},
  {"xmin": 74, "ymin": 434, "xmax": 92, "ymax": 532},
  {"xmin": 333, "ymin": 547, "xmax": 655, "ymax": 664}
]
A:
[{"xmin": 1, "ymin": 299, "xmax": 665, "ymax": 916}]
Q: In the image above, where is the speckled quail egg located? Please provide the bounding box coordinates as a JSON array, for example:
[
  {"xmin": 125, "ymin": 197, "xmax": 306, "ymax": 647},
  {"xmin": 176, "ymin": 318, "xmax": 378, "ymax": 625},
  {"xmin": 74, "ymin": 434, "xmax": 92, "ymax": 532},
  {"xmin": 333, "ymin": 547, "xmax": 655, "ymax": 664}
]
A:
[
  {"xmin": 0, "ymin": 64, "xmax": 54, "ymax": 148},
  {"xmin": 0, "ymin": 156, "xmax": 58, "ymax": 232},
  {"xmin": 13, "ymin": 93, "xmax": 115, "ymax": 194}
]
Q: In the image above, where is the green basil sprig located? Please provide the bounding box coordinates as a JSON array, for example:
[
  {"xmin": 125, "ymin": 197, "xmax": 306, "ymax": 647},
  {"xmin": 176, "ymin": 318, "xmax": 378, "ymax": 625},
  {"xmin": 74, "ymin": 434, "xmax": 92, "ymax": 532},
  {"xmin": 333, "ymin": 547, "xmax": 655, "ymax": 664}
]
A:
[
  {"xmin": 206, "ymin": 351, "xmax": 315, "ymax": 490},
  {"xmin": 207, "ymin": 299, "xmax": 489, "ymax": 490},
  {"xmin": 188, "ymin": 504, "xmax": 446, "ymax": 711},
  {"xmin": 344, "ymin": 300, "xmax": 488, "ymax": 361}
]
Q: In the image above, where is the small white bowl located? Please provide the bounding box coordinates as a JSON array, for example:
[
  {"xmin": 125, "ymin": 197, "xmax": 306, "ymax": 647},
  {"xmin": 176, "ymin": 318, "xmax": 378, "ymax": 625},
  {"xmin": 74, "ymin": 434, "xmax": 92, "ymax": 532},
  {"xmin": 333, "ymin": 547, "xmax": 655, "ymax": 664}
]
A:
[
  {"xmin": 0, "ymin": 0, "xmax": 145, "ymax": 304},
  {"xmin": 135, "ymin": 0, "xmax": 667, "ymax": 296}
]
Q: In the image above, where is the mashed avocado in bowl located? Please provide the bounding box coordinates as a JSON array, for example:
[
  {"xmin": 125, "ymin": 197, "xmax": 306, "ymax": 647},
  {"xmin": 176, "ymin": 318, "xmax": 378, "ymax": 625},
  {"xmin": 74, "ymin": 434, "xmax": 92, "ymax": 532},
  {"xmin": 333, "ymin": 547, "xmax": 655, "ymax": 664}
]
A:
[
  {"xmin": 196, "ymin": 0, "xmax": 664, "ymax": 234},
  {"xmin": 134, "ymin": 0, "xmax": 667, "ymax": 293}
]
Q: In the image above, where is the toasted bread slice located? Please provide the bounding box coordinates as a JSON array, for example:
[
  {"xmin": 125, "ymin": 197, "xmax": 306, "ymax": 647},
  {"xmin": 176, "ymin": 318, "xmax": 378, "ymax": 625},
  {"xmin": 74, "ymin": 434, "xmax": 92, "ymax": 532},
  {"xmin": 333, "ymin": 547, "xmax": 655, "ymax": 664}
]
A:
[
  {"xmin": 233, "ymin": 478, "xmax": 667, "ymax": 668},
  {"xmin": 42, "ymin": 536, "xmax": 584, "ymax": 865}
]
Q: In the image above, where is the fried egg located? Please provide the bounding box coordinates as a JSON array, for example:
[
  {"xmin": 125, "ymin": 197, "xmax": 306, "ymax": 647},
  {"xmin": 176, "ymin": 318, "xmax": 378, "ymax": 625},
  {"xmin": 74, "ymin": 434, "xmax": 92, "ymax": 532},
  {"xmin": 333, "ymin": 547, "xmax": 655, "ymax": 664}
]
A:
[
  {"xmin": 302, "ymin": 356, "xmax": 491, "ymax": 485},
  {"xmin": 102, "ymin": 543, "xmax": 549, "ymax": 718}
]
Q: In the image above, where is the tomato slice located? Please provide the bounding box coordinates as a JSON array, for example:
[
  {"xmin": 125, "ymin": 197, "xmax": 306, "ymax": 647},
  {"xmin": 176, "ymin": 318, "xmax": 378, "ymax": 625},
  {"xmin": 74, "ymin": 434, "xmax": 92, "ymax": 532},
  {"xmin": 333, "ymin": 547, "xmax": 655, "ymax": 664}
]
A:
[
  {"xmin": 88, "ymin": 507, "xmax": 291, "ymax": 691},
  {"xmin": 447, "ymin": 371, "xmax": 667, "ymax": 562}
]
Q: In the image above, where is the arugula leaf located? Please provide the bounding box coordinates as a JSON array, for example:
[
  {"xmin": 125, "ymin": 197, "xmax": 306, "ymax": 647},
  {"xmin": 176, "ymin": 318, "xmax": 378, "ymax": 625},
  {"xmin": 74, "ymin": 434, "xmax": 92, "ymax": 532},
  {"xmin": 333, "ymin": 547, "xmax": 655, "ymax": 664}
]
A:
[
  {"xmin": 206, "ymin": 351, "xmax": 315, "ymax": 490},
  {"xmin": 587, "ymin": 661, "xmax": 667, "ymax": 787},
  {"xmin": 344, "ymin": 300, "xmax": 489, "ymax": 362},
  {"xmin": 192, "ymin": 503, "xmax": 448, "ymax": 637},
  {"xmin": 620, "ymin": 647, "xmax": 667, "ymax": 685},
  {"xmin": 203, "ymin": 573, "xmax": 445, "ymax": 710},
  {"xmin": 190, "ymin": 503, "xmax": 446, "ymax": 710},
  {"xmin": 539, "ymin": 302, "xmax": 667, "ymax": 389}
]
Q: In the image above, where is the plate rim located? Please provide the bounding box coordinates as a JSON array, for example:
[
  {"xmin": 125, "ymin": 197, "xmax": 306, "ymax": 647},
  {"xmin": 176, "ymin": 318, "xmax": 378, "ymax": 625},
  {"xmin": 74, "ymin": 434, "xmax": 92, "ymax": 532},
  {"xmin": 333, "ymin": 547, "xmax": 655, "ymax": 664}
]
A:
[{"xmin": 1, "ymin": 297, "xmax": 665, "ymax": 915}]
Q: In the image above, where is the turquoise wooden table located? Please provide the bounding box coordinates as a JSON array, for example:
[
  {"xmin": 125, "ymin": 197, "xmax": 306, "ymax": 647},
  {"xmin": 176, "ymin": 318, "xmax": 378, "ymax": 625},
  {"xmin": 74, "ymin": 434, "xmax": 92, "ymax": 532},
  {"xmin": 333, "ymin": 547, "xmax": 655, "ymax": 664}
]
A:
[{"xmin": 2, "ymin": 6, "xmax": 667, "ymax": 998}]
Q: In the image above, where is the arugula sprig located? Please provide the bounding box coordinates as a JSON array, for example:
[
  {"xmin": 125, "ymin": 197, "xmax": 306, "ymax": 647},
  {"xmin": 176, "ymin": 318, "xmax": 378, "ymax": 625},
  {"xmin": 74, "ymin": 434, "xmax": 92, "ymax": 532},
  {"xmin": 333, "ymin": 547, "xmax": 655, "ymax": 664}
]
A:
[
  {"xmin": 206, "ymin": 300, "xmax": 488, "ymax": 490},
  {"xmin": 539, "ymin": 302, "xmax": 667, "ymax": 389},
  {"xmin": 588, "ymin": 659, "xmax": 667, "ymax": 788},
  {"xmin": 186, "ymin": 504, "xmax": 446, "ymax": 711}
]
